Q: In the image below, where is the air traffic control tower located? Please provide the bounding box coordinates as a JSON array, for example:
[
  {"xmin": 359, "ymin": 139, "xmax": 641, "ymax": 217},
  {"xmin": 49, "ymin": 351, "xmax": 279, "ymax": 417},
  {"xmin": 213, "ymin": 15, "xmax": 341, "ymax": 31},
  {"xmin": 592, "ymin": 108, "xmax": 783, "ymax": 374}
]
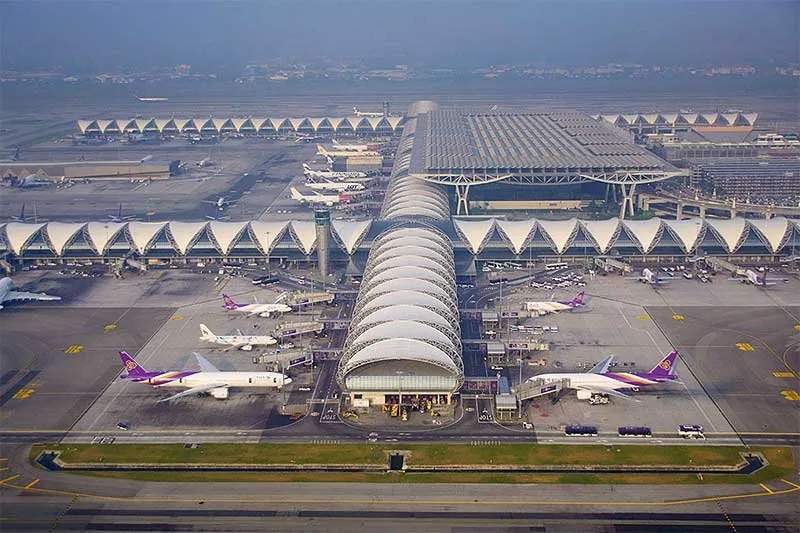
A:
[{"xmin": 314, "ymin": 209, "xmax": 331, "ymax": 278}]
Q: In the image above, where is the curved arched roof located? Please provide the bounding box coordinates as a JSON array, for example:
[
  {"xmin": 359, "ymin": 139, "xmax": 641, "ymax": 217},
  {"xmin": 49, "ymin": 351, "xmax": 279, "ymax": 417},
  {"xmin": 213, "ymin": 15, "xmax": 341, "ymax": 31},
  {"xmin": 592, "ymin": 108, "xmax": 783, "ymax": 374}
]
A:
[
  {"xmin": 126, "ymin": 222, "xmax": 166, "ymax": 253},
  {"xmin": 45, "ymin": 222, "xmax": 86, "ymax": 255},
  {"xmin": 748, "ymin": 217, "xmax": 790, "ymax": 253},
  {"xmin": 348, "ymin": 321, "xmax": 455, "ymax": 351},
  {"xmin": 4, "ymin": 223, "xmax": 45, "ymax": 254},
  {"xmin": 453, "ymin": 218, "xmax": 496, "ymax": 254},
  {"xmin": 168, "ymin": 222, "xmax": 208, "ymax": 255},
  {"xmin": 248, "ymin": 221, "xmax": 289, "ymax": 254},
  {"xmin": 354, "ymin": 304, "xmax": 453, "ymax": 330},
  {"xmin": 537, "ymin": 219, "xmax": 580, "ymax": 254},
  {"xmin": 290, "ymin": 220, "xmax": 317, "ymax": 255},
  {"xmin": 364, "ymin": 265, "xmax": 452, "ymax": 289},
  {"xmin": 705, "ymin": 218, "xmax": 748, "ymax": 253},
  {"xmin": 84, "ymin": 222, "xmax": 126, "ymax": 254},
  {"xmin": 370, "ymin": 244, "xmax": 453, "ymax": 268},
  {"xmin": 580, "ymin": 218, "xmax": 620, "ymax": 254},
  {"xmin": 495, "ymin": 220, "xmax": 537, "ymax": 254},
  {"xmin": 341, "ymin": 339, "xmax": 459, "ymax": 377},
  {"xmin": 662, "ymin": 219, "xmax": 705, "ymax": 252},
  {"xmin": 363, "ymin": 278, "xmax": 454, "ymax": 305},
  {"xmin": 330, "ymin": 219, "xmax": 372, "ymax": 254},
  {"xmin": 621, "ymin": 219, "xmax": 663, "ymax": 253},
  {"xmin": 208, "ymin": 221, "xmax": 248, "ymax": 255}
]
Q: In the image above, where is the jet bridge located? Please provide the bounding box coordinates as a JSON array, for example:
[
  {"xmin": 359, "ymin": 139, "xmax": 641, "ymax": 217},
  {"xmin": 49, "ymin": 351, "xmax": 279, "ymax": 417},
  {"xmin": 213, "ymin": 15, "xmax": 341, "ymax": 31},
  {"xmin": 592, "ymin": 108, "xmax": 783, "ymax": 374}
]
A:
[{"xmin": 514, "ymin": 377, "xmax": 570, "ymax": 401}]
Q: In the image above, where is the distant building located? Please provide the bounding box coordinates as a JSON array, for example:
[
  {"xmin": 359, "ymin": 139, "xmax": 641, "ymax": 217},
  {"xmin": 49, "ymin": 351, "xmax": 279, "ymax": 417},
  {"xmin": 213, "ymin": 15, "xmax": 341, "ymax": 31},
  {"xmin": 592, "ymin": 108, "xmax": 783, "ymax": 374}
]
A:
[{"xmin": 690, "ymin": 158, "xmax": 800, "ymax": 203}]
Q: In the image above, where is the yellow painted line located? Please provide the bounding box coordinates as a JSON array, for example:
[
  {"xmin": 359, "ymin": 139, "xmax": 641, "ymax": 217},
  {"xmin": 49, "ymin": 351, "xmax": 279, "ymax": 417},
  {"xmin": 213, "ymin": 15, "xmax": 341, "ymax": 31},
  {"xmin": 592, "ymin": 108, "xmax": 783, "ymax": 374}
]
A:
[
  {"xmin": 759, "ymin": 483, "xmax": 773, "ymax": 494},
  {"xmin": 635, "ymin": 315, "xmax": 649, "ymax": 321},
  {"xmin": 672, "ymin": 314, "xmax": 684, "ymax": 321},
  {"xmin": 103, "ymin": 324, "xmax": 117, "ymax": 333},
  {"xmin": 780, "ymin": 390, "xmax": 800, "ymax": 401},
  {"xmin": 170, "ymin": 315, "xmax": 184, "ymax": 321},
  {"xmin": 773, "ymin": 371, "xmax": 795, "ymax": 378},
  {"xmin": 781, "ymin": 479, "xmax": 800, "ymax": 489},
  {"xmin": 64, "ymin": 345, "xmax": 84, "ymax": 354},
  {"xmin": 735, "ymin": 342, "xmax": 755, "ymax": 351},
  {"xmin": 23, "ymin": 479, "xmax": 39, "ymax": 489},
  {"xmin": 12, "ymin": 388, "xmax": 35, "ymax": 400},
  {"xmin": 794, "ymin": 324, "xmax": 800, "ymax": 332},
  {"xmin": 0, "ymin": 475, "xmax": 19, "ymax": 483},
  {"xmin": 0, "ymin": 457, "xmax": 7, "ymax": 461},
  {"xmin": 0, "ymin": 468, "xmax": 8, "ymax": 472}
]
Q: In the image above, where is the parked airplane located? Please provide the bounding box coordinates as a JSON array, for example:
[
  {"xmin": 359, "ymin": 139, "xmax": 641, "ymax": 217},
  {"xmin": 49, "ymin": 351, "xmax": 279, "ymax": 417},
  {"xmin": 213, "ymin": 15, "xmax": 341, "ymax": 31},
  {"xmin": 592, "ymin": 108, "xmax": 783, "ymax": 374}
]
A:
[
  {"xmin": 316, "ymin": 145, "xmax": 379, "ymax": 159},
  {"xmin": 524, "ymin": 291, "xmax": 586, "ymax": 315},
  {"xmin": 222, "ymin": 293, "xmax": 292, "ymax": 318},
  {"xmin": 204, "ymin": 196, "xmax": 233, "ymax": 210},
  {"xmin": 302, "ymin": 163, "xmax": 368, "ymax": 180},
  {"xmin": 16, "ymin": 174, "xmax": 52, "ymax": 188},
  {"xmin": 0, "ymin": 277, "xmax": 61, "ymax": 310},
  {"xmin": 306, "ymin": 178, "xmax": 365, "ymax": 193},
  {"xmin": 332, "ymin": 138, "xmax": 377, "ymax": 152},
  {"xmin": 8, "ymin": 204, "xmax": 28, "ymax": 222},
  {"xmin": 633, "ymin": 268, "xmax": 669, "ymax": 286},
  {"xmin": 199, "ymin": 324, "xmax": 278, "ymax": 351},
  {"xmin": 290, "ymin": 186, "xmax": 349, "ymax": 207},
  {"xmin": 108, "ymin": 203, "xmax": 139, "ymax": 222},
  {"xmin": 135, "ymin": 95, "xmax": 169, "ymax": 102},
  {"xmin": 733, "ymin": 269, "xmax": 790, "ymax": 287},
  {"xmin": 119, "ymin": 350, "xmax": 290, "ymax": 402},
  {"xmin": 524, "ymin": 351, "xmax": 680, "ymax": 401},
  {"xmin": 197, "ymin": 157, "xmax": 216, "ymax": 168},
  {"xmin": 294, "ymin": 134, "xmax": 325, "ymax": 143},
  {"xmin": 352, "ymin": 106, "xmax": 384, "ymax": 118}
]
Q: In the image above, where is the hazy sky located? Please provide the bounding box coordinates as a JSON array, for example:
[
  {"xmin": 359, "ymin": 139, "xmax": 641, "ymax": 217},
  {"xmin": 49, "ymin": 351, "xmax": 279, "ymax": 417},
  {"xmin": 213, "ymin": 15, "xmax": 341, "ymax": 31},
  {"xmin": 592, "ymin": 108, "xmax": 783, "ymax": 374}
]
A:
[{"xmin": 1, "ymin": 0, "xmax": 797, "ymax": 72}]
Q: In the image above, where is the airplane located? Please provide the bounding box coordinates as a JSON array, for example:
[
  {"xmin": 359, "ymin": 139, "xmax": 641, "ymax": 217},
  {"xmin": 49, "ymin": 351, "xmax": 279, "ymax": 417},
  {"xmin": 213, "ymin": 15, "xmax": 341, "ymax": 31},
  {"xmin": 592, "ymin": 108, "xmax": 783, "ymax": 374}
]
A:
[
  {"xmin": 524, "ymin": 291, "xmax": 586, "ymax": 315},
  {"xmin": 290, "ymin": 186, "xmax": 349, "ymax": 207},
  {"xmin": 16, "ymin": 174, "xmax": 52, "ymax": 188},
  {"xmin": 302, "ymin": 163, "xmax": 368, "ymax": 180},
  {"xmin": 0, "ymin": 277, "xmax": 61, "ymax": 310},
  {"xmin": 352, "ymin": 106, "xmax": 384, "ymax": 118},
  {"xmin": 199, "ymin": 324, "xmax": 278, "ymax": 351},
  {"xmin": 305, "ymin": 178, "xmax": 365, "ymax": 193},
  {"xmin": 0, "ymin": 146, "xmax": 20, "ymax": 162},
  {"xmin": 523, "ymin": 351, "xmax": 680, "ymax": 402},
  {"xmin": 732, "ymin": 269, "xmax": 790, "ymax": 287},
  {"xmin": 118, "ymin": 350, "xmax": 290, "ymax": 403},
  {"xmin": 135, "ymin": 95, "xmax": 168, "ymax": 102},
  {"xmin": 317, "ymin": 145, "xmax": 379, "ymax": 158},
  {"xmin": 294, "ymin": 133, "xmax": 325, "ymax": 143},
  {"xmin": 197, "ymin": 157, "xmax": 216, "ymax": 168},
  {"xmin": 203, "ymin": 196, "xmax": 234, "ymax": 210},
  {"xmin": 222, "ymin": 293, "xmax": 292, "ymax": 318},
  {"xmin": 108, "ymin": 203, "xmax": 139, "ymax": 222},
  {"xmin": 332, "ymin": 138, "xmax": 377, "ymax": 152},
  {"xmin": 8, "ymin": 204, "xmax": 28, "ymax": 222},
  {"xmin": 633, "ymin": 267, "xmax": 669, "ymax": 286}
]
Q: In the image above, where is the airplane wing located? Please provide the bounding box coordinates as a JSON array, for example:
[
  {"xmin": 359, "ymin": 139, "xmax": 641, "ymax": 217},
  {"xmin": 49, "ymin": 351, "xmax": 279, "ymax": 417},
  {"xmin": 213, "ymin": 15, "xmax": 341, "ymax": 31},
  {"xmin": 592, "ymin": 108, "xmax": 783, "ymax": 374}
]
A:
[
  {"xmin": 194, "ymin": 353, "xmax": 219, "ymax": 373},
  {"xmin": 156, "ymin": 383, "xmax": 228, "ymax": 403},
  {"xmin": 223, "ymin": 343, "xmax": 250, "ymax": 352},
  {"xmin": 5, "ymin": 290, "xmax": 61, "ymax": 303},
  {"xmin": 587, "ymin": 355, "xmax": 615, "ymax": 374},
  {"xmin": 576, "ymin": 384, "xmax": 639, "ymax": 402}
]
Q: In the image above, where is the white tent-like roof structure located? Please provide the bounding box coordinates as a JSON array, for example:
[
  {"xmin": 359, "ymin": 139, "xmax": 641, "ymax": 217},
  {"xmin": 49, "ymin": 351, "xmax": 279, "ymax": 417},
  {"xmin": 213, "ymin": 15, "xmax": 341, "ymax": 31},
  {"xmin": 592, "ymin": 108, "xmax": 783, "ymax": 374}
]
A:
[
  {"xmin": 44, "ymin": 222, "xmax": 86, "ymax": 255},
  {"xmin": 208, "ymin": 221, "xmax": 248, "ymax": 255},
  {"xmin": 289, "ymin": 221, "xmax": 317, "ymax": 255},
  {"xmin": 662, "ymin": 219, "xmax": 705, "ymax": 253},
  {"xmin": 248, "ymin": 221, "xmax": 289, "ymax": 254},
  {"xmin": 167, "ymin": 222, "xmax": 208, "ymax": 255},
  {"xmin": 85, "ymin": 222, "xmax": 126, "ymax": 255},
  {"xmin": 331, "ymin": 219, "xmax": 372, "ymax": 254},
  {"xmin": 537, "ymin": 219, "xmax": 580, "ymax": 254},
  {"xmin": 126, "ymin": 222, "xmax": 167, "ymax": 253},
  {"xmin": 452, "ymin": 218, "xmax": 496, "ymax": 254},
  {"xmin": 580, "ymin": 219, "xmax": 620, "ymax": 253},
  {"xmin": 705, "ymin": 218, "xmax": 748, "ymax": 253},
  {"xmin": 621, "ymin": 219, "xmax": 663, "ymax": 254},
  {"xmin": 495, "ymin": 219, "xmax": 537, "ymax": 254},
  {"xmin": 4, "ymin": 222, "xmax": 45, "ymax": 254},
  {"xmin": 747, "ymin": 218, "xmax": 791, "ymax": 253}
]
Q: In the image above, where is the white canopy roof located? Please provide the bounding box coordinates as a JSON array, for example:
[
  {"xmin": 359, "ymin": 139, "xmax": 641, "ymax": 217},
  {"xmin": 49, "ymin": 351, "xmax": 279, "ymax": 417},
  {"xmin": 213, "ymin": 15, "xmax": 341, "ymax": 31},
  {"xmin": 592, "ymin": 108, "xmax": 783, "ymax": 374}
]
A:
[
  {"xmin": 248, "ymin": 221, "xmax": 289, "ymax": 253},
  {"xmin": 705, "ymin": 218, "xmax": 748, "ymax": 252},
  {"xmin": 126, "ymin": 222, "xmax": 166, "ymax": 253},
  {"xmin": 495, "ymin": 219, "xmax": 536, "ymax": 254},
  {"xmin": 537, "ymin": 219, "xmax": 580, "ymax": 254},
  {"xmin": 747, "ymin": 218, "xmax": 790, "ymax": 253},
  {"xmin": 580, "ymin": 218, "xmax": 620, "ymax": 253},
  {"xmin": 45, "ymin": 222, "xmax": 86, "ymax": 255},
  {"xmin": 331, "ymin": 219, "xmax": 372, "ymax": 254},
  {"xmin": 168, "ymin": 221, "xmax": 208, "ymax": 254},
  {"xmin": 371, "ymin": 244, "xmax": 452, "ymax": 268},
  {"xmin": 621, "ymin": 219, "xmax": 663, "ymax": 253},
  {"xmin": 359, "ymin": 291, "xmax": 452, "ymax": 317},
  {"xmin": 452, "ymin": 218, "xmax": 496, "ymax": 254},
  {"xmin": 364, "ymin": 265, "xmax": 451, "ymax": 288},
  {"xmin": 4, "ymin": 222, "xmax": 45, "ymax": 254},
  {"xmin": 208, "ymin": 221, "xmax": 248, "ymax": 255},
  {"xmin": 290, "ymin": 221, "xmax": 317, "ymax": 255},
  {"xmin": 354, "ymin": 304, "xmax": 452, "ymax": 330},
  {"xmin": 365, "ymin": 278, "xmax": 453, "ymax": 304},
  {"xmin": 349, "ymin": 321, "xmax": 455, "ymax": 352},
  {"xmin": 343, "ymin": 339, "xmax": 458, "ymax": 376},
  {"xmin": 662, "ymin": 219, "xmax": 704, "ymax": 252},
  {"xmin": 85, "ymin": 222, "xmax": 126, "ymax": 254}
]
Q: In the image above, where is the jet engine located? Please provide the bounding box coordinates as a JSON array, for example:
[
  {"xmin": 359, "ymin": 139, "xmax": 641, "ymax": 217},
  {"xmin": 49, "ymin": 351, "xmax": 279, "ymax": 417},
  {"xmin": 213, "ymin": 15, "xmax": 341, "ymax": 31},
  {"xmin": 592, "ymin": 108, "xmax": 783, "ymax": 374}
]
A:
[
  {"xmin": 576, "ymin": 390, "xmax": 593, "ymax": 400},
  {"xmin": 211, "ymin": 387, "xmax": 230, "ymax": 399}
]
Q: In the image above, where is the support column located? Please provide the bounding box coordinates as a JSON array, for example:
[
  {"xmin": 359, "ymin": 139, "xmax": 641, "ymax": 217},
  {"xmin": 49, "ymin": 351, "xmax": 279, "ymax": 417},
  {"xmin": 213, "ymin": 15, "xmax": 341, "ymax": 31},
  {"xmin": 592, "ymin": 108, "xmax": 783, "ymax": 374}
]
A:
[
  {"xmin": 729, "ymin": 209, "xmax": 736, "ymax": 219},
  {"xmin": 455, "ymin": 184, "xmax": 471, "ymax": 215},
  {"xmin": 676, "ymin": 202, "xmax": 683, "ymax": 220},
  {"xmin": 699, "ymin": 205, "xmax": 706, "ymax": 218},
  {"xmin": 618, "ymin": 183, "xmax": 637, "ymax": 220}
]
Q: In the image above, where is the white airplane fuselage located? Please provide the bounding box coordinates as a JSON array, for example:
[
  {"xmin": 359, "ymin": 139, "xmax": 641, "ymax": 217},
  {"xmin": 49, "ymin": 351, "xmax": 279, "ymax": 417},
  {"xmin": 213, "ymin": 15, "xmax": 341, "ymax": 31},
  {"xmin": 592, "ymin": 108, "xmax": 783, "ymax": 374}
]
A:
[
  {"xmin": 203, "ymin": 334, "xmax": 278, "ymax": 350},
  {"xmin": 154, "ymin": 372, "xmax": 289, "ymax": 389}
]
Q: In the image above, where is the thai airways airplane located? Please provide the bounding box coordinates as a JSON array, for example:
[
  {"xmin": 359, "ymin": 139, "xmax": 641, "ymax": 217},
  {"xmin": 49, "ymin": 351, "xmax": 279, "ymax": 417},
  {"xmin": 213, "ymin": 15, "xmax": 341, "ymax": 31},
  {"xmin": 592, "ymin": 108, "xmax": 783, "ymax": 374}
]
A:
[
  {"xmin": 302, "ymin": 164, "xmax": 368, "ymax": 180},
  {"xmin": 0, "ymin": 277, "xmax": 61, "ymax": 310},
  {"xmin": 222, "ymin": 293, "xmax": 292, "ymax": 318},
  {"xmin": 523, "ymin": 351, "xmax": 680, "ymax": 401},
  {"xmin": 332, "ymin": 138, "xmax": 377, "ymax": 152},
  {"xmin": 633, "ymin": 268, "xmax": 669, "ymax": 286},
  {"xmin": 733, "ymin": 269, "xmax": 790, "ymax": 287},
  {"xmin": 290, "ymin": 186, "xmax": 348, "ymax": 207},
  {"xmin": 108, "ymin": 203, "xmax": 139, "ymax": 222},
  {"xmin": 316, "ymin": 145, "xmax": 379, "ymax": 158},
  {"xmin": 203, "ymin": 196, "xmax": 233, "ymax": 210},
  {"xmin": 306, "ymin": 179, "xmax": 365, "ymax": 193},
  {"xmin": 525, "ymin": 291, "xmax": 586, "ymax": 315},
  {"xmin": 199, "ymin": 324, "xmax": 278, "ymax": 351},
  {"xmin": 119, "ymin": 351, "xmax": 290, "ymax": 402},
  {"xmin": 352, "ymin": 106, "xmax": 384, "ymax": 118}
]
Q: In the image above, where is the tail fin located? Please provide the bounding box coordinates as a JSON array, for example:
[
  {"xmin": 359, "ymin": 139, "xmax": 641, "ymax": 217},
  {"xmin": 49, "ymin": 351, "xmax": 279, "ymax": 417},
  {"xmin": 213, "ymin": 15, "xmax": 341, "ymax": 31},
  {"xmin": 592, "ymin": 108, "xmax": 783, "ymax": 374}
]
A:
[
  {"xmin": 199, "ymin": 324, "xmax": 216, "ymax": 339},
  {"xmin": 18, "ymin": 204, "xmax": 25, "ymax": 221},
  {"xmin": 570, "ymin": 290, "xmax": 586, "ymax": 306},
  {"xmin": 302, "ymin": 163, "xmax": 311, "ymax": 172},
  {"xmin": 316, "ymin": 144, "xmax": 327, "ymax": 156},
  {"xmin": 290, "ymin": 187, "xmax": 303, "ymax": 201},
  {"xmin": 222, "ymin": 293, "xmax": 239, "ymax": 309},
  {"xmin": 119, "ymin": 351, "xmax": 149, "ymax": 378},
  {"xmin": 648, "ymin": 351, "xmax": 678, "ymax": 377}
]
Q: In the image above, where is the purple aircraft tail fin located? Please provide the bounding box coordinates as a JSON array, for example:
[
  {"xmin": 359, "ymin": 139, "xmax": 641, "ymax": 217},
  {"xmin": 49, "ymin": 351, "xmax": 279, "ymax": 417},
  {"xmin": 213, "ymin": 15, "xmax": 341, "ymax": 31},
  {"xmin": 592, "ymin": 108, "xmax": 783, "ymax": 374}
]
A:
[
  {"xmin": 119, "ymin": 351, "xmax": 149, "ymax": 378},
  {"xmin": 648, "ymin": 351, "xmax": 678, "ymax": 377},
  {"xmin": 570, "ymin": 290, "xmax": 586, "ymax": 307},
  {"xmin": 222, "ymin": 293, "xmax": 240, "ymax": 310}
]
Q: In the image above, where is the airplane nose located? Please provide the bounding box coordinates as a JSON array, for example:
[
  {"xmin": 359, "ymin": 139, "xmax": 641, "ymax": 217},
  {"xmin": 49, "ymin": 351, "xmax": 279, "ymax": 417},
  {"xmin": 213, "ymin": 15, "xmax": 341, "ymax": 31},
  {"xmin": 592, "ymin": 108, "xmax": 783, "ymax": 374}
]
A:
[{"xmin": 284, "ymin": 377, "xmax": 293, "ymax": 385}]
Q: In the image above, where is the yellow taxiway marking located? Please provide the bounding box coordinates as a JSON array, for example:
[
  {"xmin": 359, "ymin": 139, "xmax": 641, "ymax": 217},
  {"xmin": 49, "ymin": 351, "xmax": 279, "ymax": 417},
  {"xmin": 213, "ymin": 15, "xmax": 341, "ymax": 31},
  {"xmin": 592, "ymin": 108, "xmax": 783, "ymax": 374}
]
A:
[
  {"xmin": 64, "ymin": 345, "xmax": 84, "ymax": 354},
  {"xmin": 760, "ymin": 483, "xmax": 774, "ymax": 494},
  {"xmin": 781, "ymin": 479, "xmax": 800, "ymax": 489},
  {"xmin": 795, "ymin": 324, "xmax": 800, "ymax": 332},
  {"xmin": 170, "ymin": 315, "xmax": 184, "ymax": 321},
  {"xmin": 773, "ymin": 371, "xmax": 795, "ymax": 378},
  {"xmin": 735, "ymin": 342, "xmax": 755, "ymax": 352},
  {"xmin": 0, "ymin": 475, "xmax": 19, "ymax": 483},
  {"xmin": 635, "ymin": 315, "xmax": 649, "ymax": 321},
  {"xmin": 12, "ymin": 388, "xmax": 35, "ymax": 400},
  {"xmin": 671, "ymin": 314, "xmax": 684, "ymax": 321},
  {"xmin": 103, "ymin": 324, "xmax": 118, "ymax": 333},
  {"xmin": 23, "ymin": 479, "xmax": 39, "ymax": 489},
  {"xmin": 780, "ymin": 390, "xmax": 800, "ymax": 401}
]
